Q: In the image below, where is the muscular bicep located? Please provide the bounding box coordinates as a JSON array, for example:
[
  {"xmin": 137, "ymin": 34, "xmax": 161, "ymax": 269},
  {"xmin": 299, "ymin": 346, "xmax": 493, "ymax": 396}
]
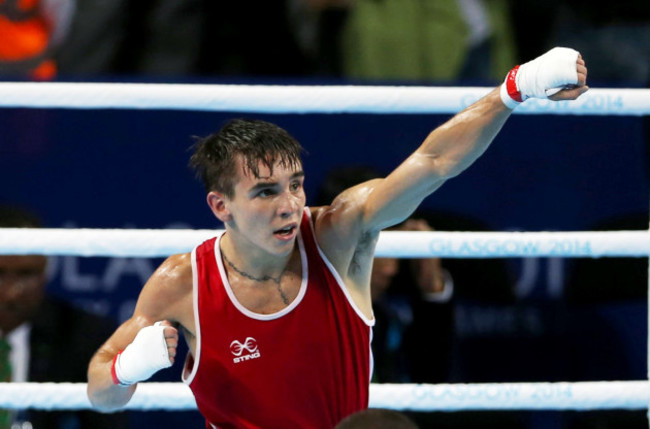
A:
[
  {"xmin": 314, "ymin": 164, "xmax": 442, "ymax": 290},
  {"xmin": 361, "ymin": 155, "xmax": 447, "ymax": 231},
  {"xmin": 314, "ymin": 181, "xmax": 395, "ymax": 277},
  {"xmin": 133, "ymin": 253, "xmax": 193, "ymax": 325},
  {"xmin": 97, "ymin": 253, "xmax": 194, "ymax": 357},
  {"xmin": 358, "ymin": 90, "xmax": 513, "ymax": 230},
  {"xmin": 320, "ymin": 157, "xmax": 445, "ymax": 240}
]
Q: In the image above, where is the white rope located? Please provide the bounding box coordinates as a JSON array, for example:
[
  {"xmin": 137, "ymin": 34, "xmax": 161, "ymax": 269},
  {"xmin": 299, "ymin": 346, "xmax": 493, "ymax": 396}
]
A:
[
  {"xmin": 0, "ymin": 82, "xmax": 648, "ymax": 115},
  {"xmin": 370, "ymin": 381, "xmax": 650, "ymax": 411},
  {"xmin": 0, "ymin": 381, "xmax": 647, "ymax": 411},
  {"xmin": 0, "ymin": 382, "xmax": 194, "ymax": 411},
  {"xmin": 0, "ymin": 228, "xmax": 648, "ymax": 258}
]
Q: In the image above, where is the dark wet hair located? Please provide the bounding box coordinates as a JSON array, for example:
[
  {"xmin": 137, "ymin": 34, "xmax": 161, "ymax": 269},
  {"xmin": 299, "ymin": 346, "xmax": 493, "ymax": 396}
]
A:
[
  {"xmin": 189, "ymin": 119, "xmax": 304, "ymax": 198},
  {"xmin": 335, "ymin": 408, "xmax": 419, "ymax": 429}
]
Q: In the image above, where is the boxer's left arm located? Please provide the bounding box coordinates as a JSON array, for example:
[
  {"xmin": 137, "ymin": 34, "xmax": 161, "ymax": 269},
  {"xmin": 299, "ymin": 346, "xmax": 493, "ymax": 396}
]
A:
[
  {"xmin": 500, "ymin": 47, "xmax": 588, "ymax": 107},
  {"xmin": 348, "ymin": 47, "xmax": 589, "ymax": 232},
  {"xmin": 316, "ymin": 48, "xmax": 588, "ymax": 320}
]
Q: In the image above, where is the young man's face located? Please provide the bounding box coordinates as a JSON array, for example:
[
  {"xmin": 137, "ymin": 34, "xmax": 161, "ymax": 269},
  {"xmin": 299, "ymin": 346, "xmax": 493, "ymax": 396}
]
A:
[{"xmin": 225, "ymin": 157, "xmax": 306, "ymax": 256}]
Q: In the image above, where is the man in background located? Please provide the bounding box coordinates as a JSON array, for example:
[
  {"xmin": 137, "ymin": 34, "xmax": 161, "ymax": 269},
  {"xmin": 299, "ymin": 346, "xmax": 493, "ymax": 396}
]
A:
[{"xmin": 0, "ymin": 204, "xmax": 127, "ymax": 429}]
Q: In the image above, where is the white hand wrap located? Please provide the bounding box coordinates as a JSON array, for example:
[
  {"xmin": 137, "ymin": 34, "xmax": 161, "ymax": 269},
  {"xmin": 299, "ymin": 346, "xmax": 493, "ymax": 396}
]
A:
[
  {"xmin": 111, "ymin": 321, "xmax": 172, "ymax": 386},
  {"xmin": 500, "ymin": 47, "xmax": 580, "ymax": 109}
]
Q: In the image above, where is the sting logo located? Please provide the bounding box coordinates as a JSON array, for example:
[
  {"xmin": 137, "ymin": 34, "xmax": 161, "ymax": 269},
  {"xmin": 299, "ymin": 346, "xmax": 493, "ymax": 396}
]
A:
[{"xmin": 230, "ymin": 337, "xmax": 261, "ymax": 363}]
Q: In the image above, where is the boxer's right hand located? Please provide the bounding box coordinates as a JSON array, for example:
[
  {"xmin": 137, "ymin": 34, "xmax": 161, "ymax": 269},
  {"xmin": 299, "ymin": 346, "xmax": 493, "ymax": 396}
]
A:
[{"xmin": 111, "ymin": 321, "xmax": 178, "ymax": 386}]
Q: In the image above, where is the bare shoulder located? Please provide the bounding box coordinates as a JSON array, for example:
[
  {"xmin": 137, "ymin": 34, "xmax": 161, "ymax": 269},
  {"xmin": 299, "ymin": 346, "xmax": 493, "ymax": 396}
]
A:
[
  {"xmin": 311, "ymin": 186, "xmax": 379, "ymax": 318},
  {"xmin": 91, "ymin": 253, "xmax": 196, "ymax": 360},
  {"xmin": 311, "ymin": 183, "xmax": 381, "ymax": 277},
  {"xmin": 134, "ymin": 252, "xmax": 193, "ymax": 325},
  {"xmin": 150, "ymin": 253, "xmax": 193, "ymax": 290},
  {"xmin": 312, "ymin": 180, "xmax": 382, "ymax": 245}
]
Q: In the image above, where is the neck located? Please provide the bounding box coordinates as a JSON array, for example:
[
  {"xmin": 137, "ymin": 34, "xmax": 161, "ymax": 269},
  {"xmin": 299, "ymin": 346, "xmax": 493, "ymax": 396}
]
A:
[
  {"xmin": 222, "ymin": 251, "xmax": 288, "ymax": 285},
  {"xmin": 219, "ymin": 234, "xmax": 294, "ymax": 280},
  {"xmin": 220, "ymin": 236, "xmax": 297, "ymax": 307}
]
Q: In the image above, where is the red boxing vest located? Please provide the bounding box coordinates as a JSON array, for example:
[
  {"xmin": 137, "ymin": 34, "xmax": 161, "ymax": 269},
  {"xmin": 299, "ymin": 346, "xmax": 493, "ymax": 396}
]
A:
[{"xmin": 183, "ymin": 208, "xmax": 374, "ymax": 429}]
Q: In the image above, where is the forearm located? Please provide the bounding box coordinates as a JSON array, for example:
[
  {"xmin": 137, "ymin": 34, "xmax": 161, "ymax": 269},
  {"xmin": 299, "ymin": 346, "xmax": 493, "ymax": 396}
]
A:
[
  {"xmin": 357, "ymin": 48, "xmax": 585, "ymax": 231},
  {"xmin": 87, "ymin": 350, "xmax": 137, "ymax": 411},
  {"xmin": 416, "ymin": 88, "xmax": 512, "ymax": 180},
  {"xmin": 87, "ymin": 319, "xmax": 176, "ymax": 411}
]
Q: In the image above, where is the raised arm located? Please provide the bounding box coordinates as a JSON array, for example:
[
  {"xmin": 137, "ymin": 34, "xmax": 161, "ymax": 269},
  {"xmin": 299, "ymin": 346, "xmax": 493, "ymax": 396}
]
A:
[
  {"xmin": 87, "ymin": 253, "xmax": 193, "ymax": 411},
  {"xmin": 313, "ymin": 48, "xmax": 587, "ymax": 315},
  {"xmin": 346, "ymin": 48, "xmax": 588, "ymax": 232}
]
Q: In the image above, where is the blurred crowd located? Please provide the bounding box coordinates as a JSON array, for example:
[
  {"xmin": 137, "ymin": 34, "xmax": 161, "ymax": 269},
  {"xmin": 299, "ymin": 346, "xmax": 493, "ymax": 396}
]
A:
[{"xmin": 1, "ymin": 0, "xmax": 649, "ymax": 85}]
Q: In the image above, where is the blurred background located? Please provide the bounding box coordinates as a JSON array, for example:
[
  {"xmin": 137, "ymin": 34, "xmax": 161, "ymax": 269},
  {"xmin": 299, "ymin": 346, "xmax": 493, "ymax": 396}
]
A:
[{"xmin": 1, "ymin": 0, "xmax": 650, "ymax": 428}]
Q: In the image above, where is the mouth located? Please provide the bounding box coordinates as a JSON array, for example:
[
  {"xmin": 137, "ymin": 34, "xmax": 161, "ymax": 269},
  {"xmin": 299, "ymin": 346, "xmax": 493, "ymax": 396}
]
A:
[{"xmin": 273, "ymin": 223, "xmax": 298, "ymax": 240}]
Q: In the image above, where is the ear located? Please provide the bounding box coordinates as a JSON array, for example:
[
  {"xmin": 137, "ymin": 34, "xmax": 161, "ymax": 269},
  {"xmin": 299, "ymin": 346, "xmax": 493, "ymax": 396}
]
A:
[{"xmin": 207, "ymin": 191, "xmax": 232, "ymax": 222}]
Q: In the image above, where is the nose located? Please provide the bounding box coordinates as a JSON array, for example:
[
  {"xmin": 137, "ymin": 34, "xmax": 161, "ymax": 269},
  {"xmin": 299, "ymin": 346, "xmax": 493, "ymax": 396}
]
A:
[{"xmin": 278, "ymin": 191, "xmax": 301, "ymax": 218}]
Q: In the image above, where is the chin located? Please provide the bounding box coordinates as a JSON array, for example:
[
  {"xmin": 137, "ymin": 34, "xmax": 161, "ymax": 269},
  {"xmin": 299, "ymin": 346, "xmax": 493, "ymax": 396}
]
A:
[{"xmin": 273, "ymin": 240, "xmax": 297, "ymax": 255}]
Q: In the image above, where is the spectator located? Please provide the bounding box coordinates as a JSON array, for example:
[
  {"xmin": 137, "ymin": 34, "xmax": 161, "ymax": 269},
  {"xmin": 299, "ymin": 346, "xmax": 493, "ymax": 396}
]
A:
[
  {"xmin": 297, "ymin": 0, "xmax": 516, "ymax": 82},
  {"xmin": 0, "ymin": 204, "xmax": 127, "ymax": 429},
  {"xmin": 55, "ymin": 0, "xmax": 313, "ymax": 78},
  {"xmin": 0, "ymin": 0, "xmax": 75, "ymax": 79}
]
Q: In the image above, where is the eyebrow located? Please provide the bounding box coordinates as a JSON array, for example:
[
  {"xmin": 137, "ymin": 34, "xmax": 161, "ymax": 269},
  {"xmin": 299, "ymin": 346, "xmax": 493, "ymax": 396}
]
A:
[{"xmin": 248, "ymin": 171, "xmax": 305, "ymax": 194}]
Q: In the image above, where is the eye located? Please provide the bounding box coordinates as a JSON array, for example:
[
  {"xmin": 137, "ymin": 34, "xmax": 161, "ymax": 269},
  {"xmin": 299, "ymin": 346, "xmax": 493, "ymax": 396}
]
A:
[
  {"xmin": 256, "ymin": 188, "xmax": 275, "ymax": 198},
  {"xmin": 290, "ymin": 181, "xmax": 302, "ymax": 192}
]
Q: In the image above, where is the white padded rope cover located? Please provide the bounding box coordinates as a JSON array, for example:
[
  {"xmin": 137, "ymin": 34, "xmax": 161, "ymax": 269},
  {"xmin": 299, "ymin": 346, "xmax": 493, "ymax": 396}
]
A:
[
  {"xmin": 0, "ymin": 228, "xmax": 648, "ymax": 258},
  {"xmin": 0, "ymin": 82, "xmax": 648, "ymax": 115},
  {"xmin": 0, "ymin": 381, "xmax": 647, "ymax": 411}
]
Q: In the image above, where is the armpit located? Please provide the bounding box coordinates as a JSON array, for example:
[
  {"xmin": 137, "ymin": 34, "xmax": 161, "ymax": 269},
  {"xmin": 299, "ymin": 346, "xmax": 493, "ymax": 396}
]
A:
[{"xmin": 349, "ymin": 231, "xmax": 378, "ymax": 276}]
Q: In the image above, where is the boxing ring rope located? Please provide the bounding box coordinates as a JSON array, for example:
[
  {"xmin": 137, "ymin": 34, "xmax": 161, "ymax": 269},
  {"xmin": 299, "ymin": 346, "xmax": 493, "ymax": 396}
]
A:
[
  {"xmin": 0, "ymin": 228, "xmax": 648, "ymax": 258},
  {"xmin": 1, "ymin": 381, "xmax": 648, "ymax": 411},
  {"xmin": 0, "ymin": 82, "xmax": 649, "ymax": 115},
  {"xmin": 1, "ymin": 82, "xmax": 649, "ymax": 414}
]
